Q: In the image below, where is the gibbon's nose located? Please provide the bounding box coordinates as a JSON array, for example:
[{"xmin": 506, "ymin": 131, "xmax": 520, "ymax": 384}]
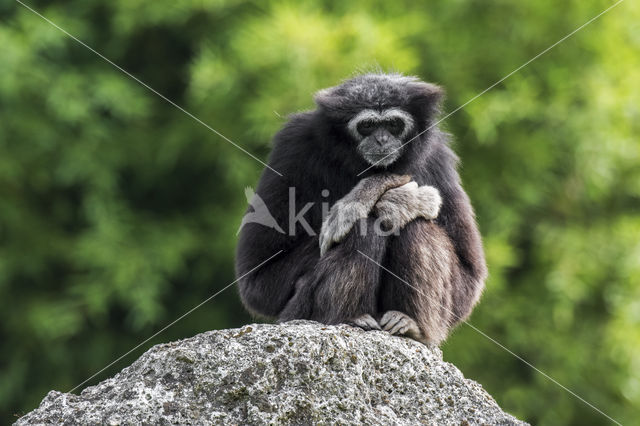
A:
[{"xmin": 372, "ymin": 129, "xmax": 390, "ymax": 146}]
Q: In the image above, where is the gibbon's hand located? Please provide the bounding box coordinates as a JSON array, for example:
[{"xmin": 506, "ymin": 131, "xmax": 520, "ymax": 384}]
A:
[
  {"xmin": 319, "ymin": 174, "xmax": 411, "ymax": 256},
  {"xmin": 374, "ymin": 182, "xmax": 442, "ymax": 233}
]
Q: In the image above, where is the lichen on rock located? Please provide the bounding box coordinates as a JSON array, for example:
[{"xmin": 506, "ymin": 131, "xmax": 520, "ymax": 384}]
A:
[{"xmin": 16, "ymin": 321, "xmax": 527, "ymax": 425}]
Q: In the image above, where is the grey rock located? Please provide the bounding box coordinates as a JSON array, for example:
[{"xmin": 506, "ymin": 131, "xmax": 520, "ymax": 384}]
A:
[{"xmin": 16, "ymin": 321, "xmax": 527, "ymax": 425}]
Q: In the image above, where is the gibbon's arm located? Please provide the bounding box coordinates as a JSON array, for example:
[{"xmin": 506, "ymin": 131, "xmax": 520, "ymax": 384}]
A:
[
  {"xmin": 235, "ymin": 165, "xmax": 319, "ymax": 318},
  {"xmin": 319, "ymin": 173, "xmax": 412, "ymax": 256},
  {"xmin": 416, "ymin": 141, "xmax": 488, "ymax": 298},
  {"xmin": 436, "ymin": 179, "xmax": 488, "ymax": 323},
  {"xmin": 236, "ymin": 231, "xmax": 317, "ymax": 318},
  {"xmin": 439, "ymin": 182, "xmax": 487, "ymax": 280}
]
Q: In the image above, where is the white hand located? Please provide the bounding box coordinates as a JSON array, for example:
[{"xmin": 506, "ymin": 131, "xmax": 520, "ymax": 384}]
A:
[{"xmin": 374, "ymin": 183, "xmax": 441, "ymax": 232}]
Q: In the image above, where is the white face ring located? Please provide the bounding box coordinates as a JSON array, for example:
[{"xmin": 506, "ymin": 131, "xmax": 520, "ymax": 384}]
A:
[{"xmin": 347, "ymin": 108, "xmax": 415, "ymax": 140}]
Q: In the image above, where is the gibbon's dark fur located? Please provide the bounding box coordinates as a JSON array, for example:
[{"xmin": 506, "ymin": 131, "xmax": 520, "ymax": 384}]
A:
[{"xmin": 235, "ymin": 73, "xmax": 487, "ymax": 344}]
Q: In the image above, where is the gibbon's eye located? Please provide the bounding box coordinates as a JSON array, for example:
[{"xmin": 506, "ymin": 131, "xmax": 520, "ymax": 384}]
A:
[
  {"xmin": 357, "ymin": 120, "xmax": 377, "ymax": 136},
  {"xmin": 386, "ymin": 117, "xmax": 405, "ymax": 136}
]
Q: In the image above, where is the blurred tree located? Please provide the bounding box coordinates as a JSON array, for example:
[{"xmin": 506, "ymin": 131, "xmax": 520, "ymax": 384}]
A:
[{"xmin": 0, "ymin": 0, "xmax": 638, "ymax": 424}]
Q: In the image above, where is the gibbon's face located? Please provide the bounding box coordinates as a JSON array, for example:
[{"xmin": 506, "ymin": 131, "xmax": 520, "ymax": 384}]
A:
[
  {"xmin": 347, "ymin": 108, "xmax": 415, "ymax": 167},
  {"xmin": 314, "ymin": 73, "xmax": 443, "ymax": 167}
]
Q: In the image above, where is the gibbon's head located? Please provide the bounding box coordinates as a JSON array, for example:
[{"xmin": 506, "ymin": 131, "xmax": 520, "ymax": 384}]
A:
[{"xmin": 314, "ymin": 73, "xmax": 444, "ymax": 167}]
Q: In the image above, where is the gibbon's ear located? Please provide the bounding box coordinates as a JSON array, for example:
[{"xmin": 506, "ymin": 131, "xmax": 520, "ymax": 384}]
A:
[{"xmin": 407, "ymin": 81, "xmax": 445, "ymax": 120}]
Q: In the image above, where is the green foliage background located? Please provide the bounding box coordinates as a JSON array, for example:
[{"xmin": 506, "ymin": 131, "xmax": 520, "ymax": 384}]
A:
[{"xmin": 1, "ymin": 0, "xmax": 639, "ymax": 424}]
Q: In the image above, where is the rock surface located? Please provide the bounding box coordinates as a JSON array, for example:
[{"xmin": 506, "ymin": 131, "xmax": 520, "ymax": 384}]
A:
[{"xmin": 17, "ymin": 321, "xmax": 526, "ymax": 425}]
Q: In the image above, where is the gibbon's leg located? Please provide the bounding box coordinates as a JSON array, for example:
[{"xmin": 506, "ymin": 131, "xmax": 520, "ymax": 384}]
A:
[
  {"xmin": 304, "ymin": 216, "xmax": 389, "ymax": 326},
  {"xmin": 378, "ymin": 219, "xmax": 456, "ymax": 344},
  {"xmin": 278, "ymin": 174, "xmax": 410, "ymax": 325}
]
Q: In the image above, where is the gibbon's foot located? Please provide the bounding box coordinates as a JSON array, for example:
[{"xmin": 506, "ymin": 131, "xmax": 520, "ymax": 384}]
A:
[
  {"xmin": 348, "ymin": 314, "xmax": 381, "ymax": 331},
  {"xmin": 380, "ymin": 310, "xmax": 423, "ymax": 340}
]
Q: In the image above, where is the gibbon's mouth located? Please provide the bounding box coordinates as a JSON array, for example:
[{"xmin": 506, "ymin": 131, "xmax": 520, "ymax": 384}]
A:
[{"xmin": 364, "ymin": 151, "xmax": 401, "ymax": 167}]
